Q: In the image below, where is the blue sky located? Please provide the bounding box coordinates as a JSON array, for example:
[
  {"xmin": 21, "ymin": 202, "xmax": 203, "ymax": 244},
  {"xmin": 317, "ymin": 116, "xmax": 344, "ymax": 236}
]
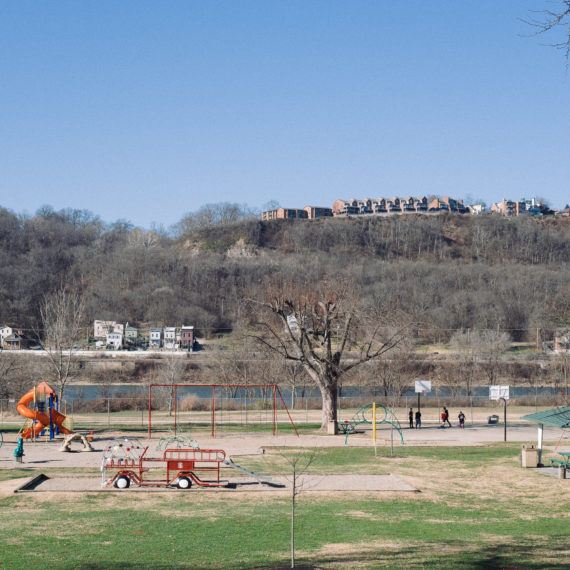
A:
[{"xmin": 1, "ymin": 0, "xmax": 569, "ymax": 228}]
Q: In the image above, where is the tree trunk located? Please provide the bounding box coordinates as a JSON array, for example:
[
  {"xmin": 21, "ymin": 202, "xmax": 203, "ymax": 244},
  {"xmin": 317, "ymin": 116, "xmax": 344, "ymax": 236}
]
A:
[
  {"xmin": 319, "ymin": 381, "xmax": 338, "ymax": 433},
  {"xmin": 290, "ymin": 467, "xmax": 296, "ymax": 568}
]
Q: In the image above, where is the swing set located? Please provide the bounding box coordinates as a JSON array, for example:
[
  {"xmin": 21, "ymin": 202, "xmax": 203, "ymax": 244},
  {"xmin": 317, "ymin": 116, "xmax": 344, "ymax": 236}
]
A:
[{"xmin": 147, "ymin": 384, "xmax": 299, "ymax": 439}]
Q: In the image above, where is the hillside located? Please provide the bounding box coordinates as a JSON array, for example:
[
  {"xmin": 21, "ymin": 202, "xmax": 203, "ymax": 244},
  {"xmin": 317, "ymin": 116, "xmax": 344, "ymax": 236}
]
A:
[
  {"xmin": 0, "ymin": 207, "xmax": 569, "ymax": 345},
  {"xmin": 183, "ymin": 214, "xmax": 570, "ymax": 263}
]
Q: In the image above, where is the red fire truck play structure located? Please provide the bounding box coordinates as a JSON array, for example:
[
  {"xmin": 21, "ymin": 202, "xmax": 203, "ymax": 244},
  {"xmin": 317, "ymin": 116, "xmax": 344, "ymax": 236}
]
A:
[{"xmin": 101, "ymin": 438, "xmax": 269, "ymax": 489}]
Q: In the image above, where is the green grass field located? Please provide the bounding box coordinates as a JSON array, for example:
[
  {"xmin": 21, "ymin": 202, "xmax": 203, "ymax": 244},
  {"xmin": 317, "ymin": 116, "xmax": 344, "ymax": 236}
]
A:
[{"xmin": 1, "ymin": 444, "xmax": 569, "ymax": 568}]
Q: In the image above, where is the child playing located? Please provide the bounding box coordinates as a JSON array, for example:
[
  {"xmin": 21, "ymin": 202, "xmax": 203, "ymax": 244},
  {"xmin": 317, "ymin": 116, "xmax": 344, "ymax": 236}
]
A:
[{"xmin": 458, "ymin": 411, "xmax": 465, "ymax": 429}]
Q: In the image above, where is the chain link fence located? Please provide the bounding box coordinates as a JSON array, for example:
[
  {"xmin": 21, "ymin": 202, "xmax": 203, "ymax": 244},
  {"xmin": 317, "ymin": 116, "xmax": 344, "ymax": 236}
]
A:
[{"xmin": 1, "ymin": 383, "xmax": 568, "ymax": 430}]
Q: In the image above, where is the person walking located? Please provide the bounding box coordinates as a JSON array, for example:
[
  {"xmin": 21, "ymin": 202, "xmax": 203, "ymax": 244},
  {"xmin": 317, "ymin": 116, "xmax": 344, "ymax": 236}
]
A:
[
  {"xmin": 458, "ymin": 410, "xmax": 465, "ymax": 429},
  {"xmin": 415, "ymin": 409, "xmax": 422, "ymax": 429},
  {"xmin": 443, "ymin": 406, "xmax": 452, "ymax": 428},
  {"xmin": 439, "ymin": 408, "xmax": 446, "ymax": 428},
  {"xmin": 409, "ymin": 407, "xmax": 414, "ymax": 429}
]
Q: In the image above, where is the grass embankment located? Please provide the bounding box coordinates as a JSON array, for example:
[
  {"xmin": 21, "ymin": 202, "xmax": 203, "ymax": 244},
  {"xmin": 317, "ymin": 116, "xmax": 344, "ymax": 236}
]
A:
[{"xmin": 1, "ymin": 444, "xmax": 569, "ymax": 568}]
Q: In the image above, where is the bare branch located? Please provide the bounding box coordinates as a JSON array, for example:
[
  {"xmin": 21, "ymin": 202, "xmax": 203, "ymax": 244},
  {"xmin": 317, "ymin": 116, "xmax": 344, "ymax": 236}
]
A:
[{"xmin": 523, "ymin": 2, "xmax": 570, "ymax": 66}]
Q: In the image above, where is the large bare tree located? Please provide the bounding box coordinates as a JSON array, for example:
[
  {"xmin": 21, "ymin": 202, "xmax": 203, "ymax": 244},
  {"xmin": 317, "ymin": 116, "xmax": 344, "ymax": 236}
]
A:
[
  {"xmin": 248, "ymin": 278, "xmax": 409, "ymax": 432},
  {"xmin": 39, "ymin": 285, "xmax": 85, "ymax": 401}
]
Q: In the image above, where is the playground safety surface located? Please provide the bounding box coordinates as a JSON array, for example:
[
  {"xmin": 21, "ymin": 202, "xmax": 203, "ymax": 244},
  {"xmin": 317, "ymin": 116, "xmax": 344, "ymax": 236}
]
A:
[{"xmin": 14, "ymin": 472, "xmax": 418, "ymax": 493}]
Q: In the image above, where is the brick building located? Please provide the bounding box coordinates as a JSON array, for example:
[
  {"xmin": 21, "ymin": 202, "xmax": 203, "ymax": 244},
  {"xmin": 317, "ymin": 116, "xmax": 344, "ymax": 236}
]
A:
[{"xmin": 261, "ymin": 206, "xmax": 332, "ymax": 221}]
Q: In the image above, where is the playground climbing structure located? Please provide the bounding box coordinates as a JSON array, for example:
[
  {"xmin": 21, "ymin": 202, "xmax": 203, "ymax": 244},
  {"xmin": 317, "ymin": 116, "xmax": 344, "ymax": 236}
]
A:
[
  {"xmin": 156, "ymin": 429, "xmax": 200, "ymax": 451},
  {"xmin": 339, "ymin": 403, "xmax": 404, "ymax": 445},
  {"xmin": 101, "ymin": 438, "xmax": 271, "ymax": 489},
  {"xmin": 16, "ymin": 382, "xmax": 72, "ymax": 440}
]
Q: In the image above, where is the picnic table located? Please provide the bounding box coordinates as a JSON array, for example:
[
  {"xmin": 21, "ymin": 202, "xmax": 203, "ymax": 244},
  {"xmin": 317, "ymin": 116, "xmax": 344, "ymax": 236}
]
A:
[{"xmin": 550, "ymin": 451, "xmax": 570, "ymax": 469}]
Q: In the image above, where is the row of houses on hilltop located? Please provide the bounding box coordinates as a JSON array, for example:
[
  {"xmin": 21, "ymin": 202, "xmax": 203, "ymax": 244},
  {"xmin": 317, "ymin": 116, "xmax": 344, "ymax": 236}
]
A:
[
  {"xmin": 332, "ymin": 196, "xmax": 469, "ymax": 215},
  {"xmin": 261, "ymin": 196, "xmax": 566, "ymax": 221},
  {"xmin": 261, "ymin": 196, "xmax": 470, "ymax": 220},
  {"xmin": 93, "ymin": 321, "xmax": 195, "ymax": 350}
]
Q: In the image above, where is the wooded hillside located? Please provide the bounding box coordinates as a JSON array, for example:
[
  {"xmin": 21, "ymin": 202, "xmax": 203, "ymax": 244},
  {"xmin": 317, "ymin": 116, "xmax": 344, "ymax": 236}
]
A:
[{"xmin": 1, "ymin": 206, "xmax": 569, "ymax": 345}]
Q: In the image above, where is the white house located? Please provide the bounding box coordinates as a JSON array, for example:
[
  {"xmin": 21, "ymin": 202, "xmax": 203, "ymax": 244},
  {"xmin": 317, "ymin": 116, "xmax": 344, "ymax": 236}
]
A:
[
  {"xmin": 94, "ymin": 320, "xmax": 124, "ymax": 339},
  {"xmin": 0, "ymin": 326, "xmax": 13, "ymax": 347},
  {"xmin": 106, "ymin": 331, "xmax": 123, "ymax": 350},
  {"xmin": 469, "ymin": 204, "xmax": 486, "ymax": 215},
  {"xmin": 163, "ymin": 327, "xmax": 178, "ymax": 349},
  {"xmin": 149, "ymin": 328, "xmax": 162, "ymax": 347}
]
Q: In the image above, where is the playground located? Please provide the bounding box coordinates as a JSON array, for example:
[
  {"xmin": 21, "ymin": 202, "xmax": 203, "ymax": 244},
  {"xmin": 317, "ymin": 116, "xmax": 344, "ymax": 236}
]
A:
[{"xmin": 1, "ymin": 387, "xmax": 569, "ymax": 568}]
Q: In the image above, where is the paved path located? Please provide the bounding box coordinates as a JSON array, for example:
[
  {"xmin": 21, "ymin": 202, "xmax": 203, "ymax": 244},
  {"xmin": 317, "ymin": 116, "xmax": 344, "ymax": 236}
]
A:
[{"xmin": 0, "ymin": 424, "xmax": 567, "ymax": 470}]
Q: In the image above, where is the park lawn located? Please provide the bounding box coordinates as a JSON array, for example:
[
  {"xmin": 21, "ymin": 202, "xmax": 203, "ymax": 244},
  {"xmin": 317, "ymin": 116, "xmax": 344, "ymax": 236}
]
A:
[
  {"xmin": 66, "ymin": 420, "xmax": 317, "ymax": 435},
  {"xmin": 0, "ymin": 466, "xmax": 101, "ymax": 483},
  {"xmin": 0, "ymin": 444, "xmax": 568, "ymax": 568},
  {"xmin": 233, "ymin": 443, "xmax": 525, "ymax": 476},
  {"xmin": 0, "ymin": 467, "xmax": 37, "ymax": 482}
]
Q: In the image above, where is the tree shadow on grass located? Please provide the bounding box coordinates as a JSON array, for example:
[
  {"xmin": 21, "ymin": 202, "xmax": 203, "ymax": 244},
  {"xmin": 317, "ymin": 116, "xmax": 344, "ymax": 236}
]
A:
[
  {"xmin": 292, "ymin": 540, "xmax": 570, "ymax": 569},
  {"xmin": 57, "ymin": 540, "xmax": 570, "ymax": 569}
]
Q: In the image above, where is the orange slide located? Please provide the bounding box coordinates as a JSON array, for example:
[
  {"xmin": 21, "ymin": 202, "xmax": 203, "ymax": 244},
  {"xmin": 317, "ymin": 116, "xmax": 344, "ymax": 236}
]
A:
[{"xmin": 17, "ymin": 381, "xmax": 72, "ymax": 439}]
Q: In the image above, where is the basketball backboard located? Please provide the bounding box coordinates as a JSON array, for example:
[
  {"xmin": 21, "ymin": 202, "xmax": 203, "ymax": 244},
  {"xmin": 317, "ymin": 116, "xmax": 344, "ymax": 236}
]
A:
[
  {"xmin": 415, "ymin": 380, "xmax": 432, "ymax": 393},
  {"xmin": 489, "ymin": 385, "xmax": 509, "ymax": 400}
]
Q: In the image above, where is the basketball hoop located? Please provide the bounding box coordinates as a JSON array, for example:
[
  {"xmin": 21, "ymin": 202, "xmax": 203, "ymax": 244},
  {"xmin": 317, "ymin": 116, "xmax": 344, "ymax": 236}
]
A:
[
  {"xmin": 489, "ymin": 386, "xmax": 509, "ymax": 401},
  {"xmin": 415, "ymin": 380, "xmax": 432, "ymax": 394}
]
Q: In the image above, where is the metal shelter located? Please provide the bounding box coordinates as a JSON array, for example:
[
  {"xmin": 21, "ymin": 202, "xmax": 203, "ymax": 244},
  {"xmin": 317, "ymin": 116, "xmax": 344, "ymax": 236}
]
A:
[{"xmin": 521, "ymin": 406, "xmax": 570, "ymax": 466}]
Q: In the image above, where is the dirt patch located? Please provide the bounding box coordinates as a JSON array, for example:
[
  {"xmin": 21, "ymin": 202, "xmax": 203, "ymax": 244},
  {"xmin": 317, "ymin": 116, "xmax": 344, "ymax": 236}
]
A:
[{"xmin": 345, "ymin": 510, "xmax": 383, "ymax": 521}]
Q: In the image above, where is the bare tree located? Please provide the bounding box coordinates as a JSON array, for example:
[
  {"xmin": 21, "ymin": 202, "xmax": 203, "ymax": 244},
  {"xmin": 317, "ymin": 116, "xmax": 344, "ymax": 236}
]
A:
[
  {"xmin": 371, "ymin": 343, "xmax": 416, "ymax": 408},
  {"xmin": 553, "ymin": 350, "xmax": 570, "ymax": 404},
  {"xmin": 450, "ymin": 330, "xmax": 478, "ymax": 397},
  {"xmin": 248, "ymin": 278, "xmax": 409, "ymax": 432},
  {"xmin": 525, "ymin": 1, "xmax": 570, "ymax": 66},
  {"xmin": 214, "ymin": 345, "xmax": 265, "ymax": 388},
  {"xmin": 282, "ymin": 361, "xmax": 308, "ymax": 410},
  {"xmin": 262, "ymin": 355, "xmax": 309, "ymax": 410},
  {"xmin": 156, "ymin": 352, "xmax": 187, "ymax": 416},
  {"xmin": 0, "ymin": 350, "xmax": 18, "ymax": 399},
  {"xmin": 39, "ymin": 285, "xmax": 85, "ymax": 401},
  {"xmin": 475, "ymin": 330, "xmax": 511, "ymax": 386},
  {"xmin": 278, "ymin": 450, "xmax": 317, "ymax": 569},
  {"xmin": 173, "ymin": 202, "xmax": 257, "ymax": 236},
  {"xmin": 450, "ymin": 329, "xmax": 510, "ymax": 386}
]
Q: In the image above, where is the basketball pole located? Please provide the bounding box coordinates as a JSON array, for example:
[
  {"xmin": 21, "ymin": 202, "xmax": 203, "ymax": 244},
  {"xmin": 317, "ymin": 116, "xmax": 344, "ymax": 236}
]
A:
[
  {"xmin": 372, "ymin": 402, "xmax": 377, "ymax": 456},
  {"xmin": 500, "ymin": 397, "xmax": 507, "ymax": 442}
]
